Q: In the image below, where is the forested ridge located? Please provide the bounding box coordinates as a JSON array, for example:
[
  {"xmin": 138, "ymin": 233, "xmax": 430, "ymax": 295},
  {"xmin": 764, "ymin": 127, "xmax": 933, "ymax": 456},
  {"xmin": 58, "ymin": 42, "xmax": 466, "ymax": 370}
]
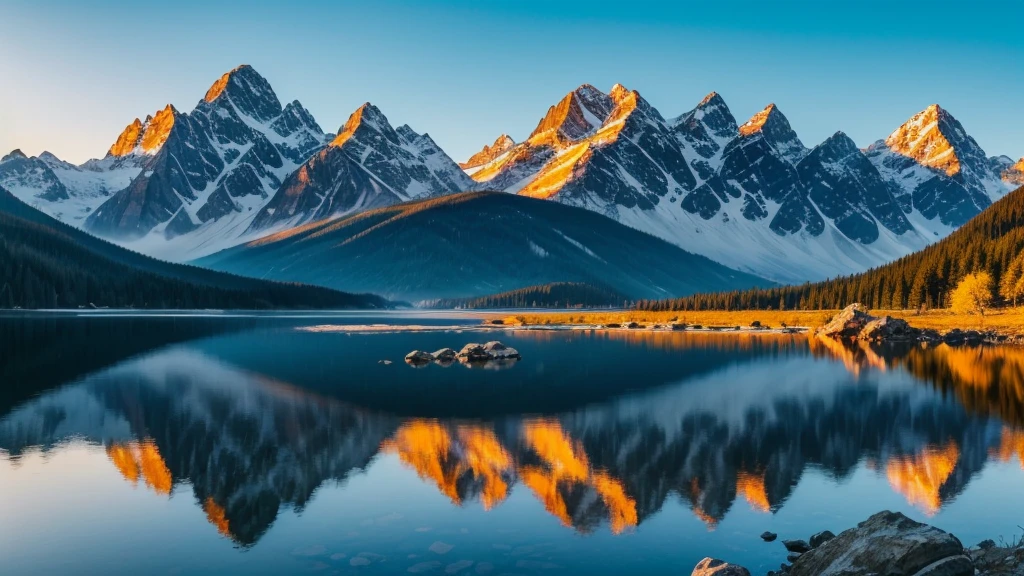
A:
[
  {"xmin": 635, "ymin": 185, "xmax": 1024, "ymax": 312},
  {"xmin": 429, "ymin": 282, "xmax": 626, "ymax": 309},
  {"xmin": 0, "ymin": 187, "xmax": 388, "ymax": 309}
]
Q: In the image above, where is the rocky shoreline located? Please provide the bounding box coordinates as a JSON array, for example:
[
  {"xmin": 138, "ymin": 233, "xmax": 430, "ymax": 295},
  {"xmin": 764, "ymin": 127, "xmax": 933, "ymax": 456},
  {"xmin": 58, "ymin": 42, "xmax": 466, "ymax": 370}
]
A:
[
  {"xmin": 693, "ymin": 510, "xmax": 1024, "ymax": 576},
  {"xmin": 815, "ymin": 303, "xmax": 1024, "ymax": 346}
]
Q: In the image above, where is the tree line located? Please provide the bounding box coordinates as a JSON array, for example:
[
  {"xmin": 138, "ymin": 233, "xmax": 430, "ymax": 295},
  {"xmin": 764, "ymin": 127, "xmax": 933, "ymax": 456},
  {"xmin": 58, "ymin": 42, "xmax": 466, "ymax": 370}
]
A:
[
  {"xmin": 635, "ymin": 185, "xmax": 1024, "ymax": 312},
  {"xmin": 429, "ymin": 282, "xmax": 626, "ymax": 309},
  {"xmin": 0, "ymin": 210, "xmax": 386, "ymax": 310}
]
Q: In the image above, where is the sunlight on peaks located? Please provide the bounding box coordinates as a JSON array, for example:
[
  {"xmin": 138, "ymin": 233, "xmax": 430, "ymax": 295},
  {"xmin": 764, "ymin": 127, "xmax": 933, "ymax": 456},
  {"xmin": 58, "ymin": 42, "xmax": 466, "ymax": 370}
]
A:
[
  {"xmin": 736, "ymin": 470, "xmax": 771, "ymax": 513},
  {"xmin": 203, "ymin": 497, "xmax": 232, "ymax": 538},
  {"xmin": 457, "ymin": 426, "xmax": 513, "ymax": 511},
  {"xmin": 521, "ymin": 420, "xmax": 590, "ymax": 482},
  {"xmin": 105, "ymin": 439, "xmax": 173, "ymax": 496},
  {"xmin": 380, "ymin": 420, "xmax": 462, "ymax": 506},
  {"xmin": 885, "ymin": 443, "xmax": 959, "ymax": 516},
  {"xmin": 993, "ymin": 428, "xmax": 1024, "ymax": 469},
  {"xmin": 591, "ymin": 472, "xmax": 639, "ymax": 535},
  {"xmin": 688, "ymin": 477, "xmax": 719, "ymax": 531}
]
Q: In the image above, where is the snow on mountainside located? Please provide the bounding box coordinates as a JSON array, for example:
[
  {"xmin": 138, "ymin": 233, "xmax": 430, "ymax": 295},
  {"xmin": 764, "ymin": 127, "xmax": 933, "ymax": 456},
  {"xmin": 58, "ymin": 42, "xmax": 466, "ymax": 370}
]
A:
[
  {"xmin": 82, "ymin": 65, "xmax": 327, "ymax": 261},
  {"xmin": 464, "ymin": 87, "xmax": 1014, "ymax": 283},
  {"xmin": 248, "ymin": 103, "xmax": 472, "ymax": 233},
  {"xmin": 460, "ymin": 134, "xmax": 515, "ymax": 174},
  {"xmin": 0, "ymin": 149, "xmax": 141, "ymax": 226}
]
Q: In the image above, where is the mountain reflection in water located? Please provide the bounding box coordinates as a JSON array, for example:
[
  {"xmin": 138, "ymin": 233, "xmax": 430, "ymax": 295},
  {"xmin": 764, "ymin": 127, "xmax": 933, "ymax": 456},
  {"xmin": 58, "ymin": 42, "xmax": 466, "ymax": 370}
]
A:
[{"xmin": 2, "ymin": 326, "xmax": 1024, "ymax": 550}]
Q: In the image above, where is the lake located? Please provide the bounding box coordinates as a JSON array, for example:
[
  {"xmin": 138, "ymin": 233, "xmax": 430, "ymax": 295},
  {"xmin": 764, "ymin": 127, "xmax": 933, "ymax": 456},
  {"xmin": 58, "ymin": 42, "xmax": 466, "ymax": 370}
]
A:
[{"xmin": 1, "ymin": 312, "xmax": 1023, "ymax": 576}]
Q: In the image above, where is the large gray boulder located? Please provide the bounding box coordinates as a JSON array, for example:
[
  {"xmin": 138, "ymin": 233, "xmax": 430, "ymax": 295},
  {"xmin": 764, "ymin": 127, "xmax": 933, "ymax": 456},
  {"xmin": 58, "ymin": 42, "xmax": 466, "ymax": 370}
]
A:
[
  {"xmin": 690, "ymin": 557, "xmax": 750, "ymax": 576},
  {"xmin": 789, "ymin": 511, "xmax": 972, "ymax": 576},
  {"xmin": 815, "ymin": 304, "xmax": 876, "ymax": 338},
  {"xmin": 860, "ymin": 316, "xmax": 916, "ymax": 342},
  {"xmin": 404, "ymin": 350, "xmax": 434, "ymax": 364},
  {"xmin": 482, "ymin": 341, "xmax": 521, "ymax": 359},
  {"xmin": 457, "ymin": 343, "xmax": 490, "ymax": 362}
]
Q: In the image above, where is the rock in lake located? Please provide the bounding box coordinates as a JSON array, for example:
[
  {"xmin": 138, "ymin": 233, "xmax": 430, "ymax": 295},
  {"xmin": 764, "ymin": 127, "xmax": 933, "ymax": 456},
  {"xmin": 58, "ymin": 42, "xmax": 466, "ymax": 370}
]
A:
[
  {"xmin": 860, "ymin": 316, "xmax": 915, "ymax": 342},
  {"xmin": 789, "ymin": 511, "xmax": 972, "ymax": 576},
  {"xmin": 432, "ymin": 348, "xmax": 457, "ymax": 362},
  {"xmin": 457, "ymin": 343, "xmax": 490, "ymax": 362},
  {"xmin": 404, "ymin": 350, "xmax": 434, "ymax": 364},
  {"xmin": 690, "ymin": 557, "xmax": 751, "ymax": 576},
  {"xmin": 809, "ymin": 530, "xmax": 836, "ymax": 549},
  {"xmin": 761, "ymin": 531, "xmax": 778, "ymax": 542},
  {"xmin": 482, "ymin": 341, "xmax": 520, "ymax": 359},
  {"xmin": 783, "ymin": 540, "xmax": 812, "ymax": 554},
  {"xmin": 815, "ymin": 303, "xmax": 875, "ymax": 338}
]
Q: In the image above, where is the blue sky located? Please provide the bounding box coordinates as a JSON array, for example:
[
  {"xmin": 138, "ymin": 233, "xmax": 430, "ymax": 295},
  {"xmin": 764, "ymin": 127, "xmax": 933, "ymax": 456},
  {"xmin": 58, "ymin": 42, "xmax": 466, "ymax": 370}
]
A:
[{"xmin": 1, "ymin": 0, "xmax": 1022, "ymax": 164}]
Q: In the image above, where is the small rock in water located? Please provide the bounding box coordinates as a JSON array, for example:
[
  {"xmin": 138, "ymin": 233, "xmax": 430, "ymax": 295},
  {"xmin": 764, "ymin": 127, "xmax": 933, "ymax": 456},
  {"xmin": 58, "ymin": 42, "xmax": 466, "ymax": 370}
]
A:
[
  {"xmin": 405, "ymin": 350, "xmax": 434, "ymax": 364},
  {"xmin": 378, "ymin": 359, "xmax": 392, "ymax": 365},
  {"xmin": 783, "ymin": 540, "xmax": 811, "ymax": 554},
  {"xmin": 428, "ymin": 541, "xmax": 454, "ymax": 555},
  {"xmin": 786, "ymin": 553, "xmax": 802, "ymax": 563},
  {"xmin": 690, "ymin": 557, "xmax": 751, "ymax": 576},
  {"xmin": 760, "ymin": 531, "xmax": 778, "ymax": 542},
  {"xmin": 482, "ymin": 341, "xmax": 520, "ymax": 359},
  {"xmin": 456, "ymin": 343, "xmax": 489, "ymax": 362},
  {"xmin": 809, "ymin": 530, "xmax": 835, "ymax": 548},
  {"xmin": 432, "ymin": 348, "xmax": 457, "ymax": 362}
]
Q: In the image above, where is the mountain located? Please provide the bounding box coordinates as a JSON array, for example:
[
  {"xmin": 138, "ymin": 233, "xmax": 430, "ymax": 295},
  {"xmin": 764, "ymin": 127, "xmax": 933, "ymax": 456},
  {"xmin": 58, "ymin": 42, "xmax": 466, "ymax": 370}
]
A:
[
  {"xmin": 464, "ymin": 88, "xmax": 1014, "ymax": 283},
  {"xmin": 84, "ymin": 65, "xmax": 327, "ymax": 258},
  {"xmin": 460, "ymin": 134, "xmax": 515, "ymax": 173},
  {"xmin": 247, "ymin": 103, "xmax": 472, "ymax": 233},
  {"xmin": 1003, "ymin": 158, "xmax": 1024, "ymax": 186},
  {"xmin": 196, "ymin": 191, "xmax": 770, "ymax": 301},
  {"xmin": 641, "ymin": 183, "xmax": 1024, "ymax": 312},
  {"xmin": 0, "ymin": 185, "xmax": 388, "ymax": 309},
  {"xmin": 0, "ymin": 148, "xmax": 141, "ymax": 225},
  {"xmin": 864, "ymin": 104, "xmax": 1006, "ymax": 228}
]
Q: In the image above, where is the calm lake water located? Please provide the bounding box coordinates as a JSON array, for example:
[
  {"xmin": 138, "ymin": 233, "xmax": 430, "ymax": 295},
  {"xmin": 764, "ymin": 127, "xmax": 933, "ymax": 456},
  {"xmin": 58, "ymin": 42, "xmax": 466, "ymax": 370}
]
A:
[{"xmin": 2, "ymin": 312, "xmax": 1023, "ymax": 576}]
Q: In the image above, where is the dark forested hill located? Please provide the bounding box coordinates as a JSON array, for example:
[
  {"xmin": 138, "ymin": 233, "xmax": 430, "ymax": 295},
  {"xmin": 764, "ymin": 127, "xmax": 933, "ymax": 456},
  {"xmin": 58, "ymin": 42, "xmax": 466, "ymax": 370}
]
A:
[
  {"xmin": 196, "ymin": 191, "xmax": 771, "ymax": 302},
  {"xmin": 428, "ymin": 282, "xmax": 627, "ymax": 309},
  {"xmin": 637, "ymin": 185, "xmax": 1024, "ymax": 311},
  {"xmin": 0, "ymin": 187, "xmax": 388, "ymax": 309}
]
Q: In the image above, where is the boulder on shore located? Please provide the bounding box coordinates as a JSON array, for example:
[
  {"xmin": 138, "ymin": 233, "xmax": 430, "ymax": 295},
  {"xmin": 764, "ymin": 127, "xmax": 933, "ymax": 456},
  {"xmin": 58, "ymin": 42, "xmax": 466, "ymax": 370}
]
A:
[
  {"xmin": 690, "ymin": 557, "xmax": 750, "ymax": 576},
  {"xmin": 788, "ymin": 511, "xmax": 972, "ymax": 576},
  {"xmin": 815, "ymin": 303, "xmax": 875, "ymax": 338},
  {"xmin": 859, "ymin": 316, "xmax": 915, "ymax": 342}
]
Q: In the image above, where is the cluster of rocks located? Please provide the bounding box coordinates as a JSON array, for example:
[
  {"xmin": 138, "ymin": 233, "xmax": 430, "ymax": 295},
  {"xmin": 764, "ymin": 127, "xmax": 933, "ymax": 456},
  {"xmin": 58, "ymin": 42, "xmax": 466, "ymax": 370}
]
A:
[
  {"xmin": 403, "ymin": 341, "xmax": 520, "ymax": 366},
  {"xmin": 816, "ymin": 303, "xmax": 999, "ymax": 344},
  {"xmin": 692, "ymin": 510, "xmax": 1024, "ymax": 576}
]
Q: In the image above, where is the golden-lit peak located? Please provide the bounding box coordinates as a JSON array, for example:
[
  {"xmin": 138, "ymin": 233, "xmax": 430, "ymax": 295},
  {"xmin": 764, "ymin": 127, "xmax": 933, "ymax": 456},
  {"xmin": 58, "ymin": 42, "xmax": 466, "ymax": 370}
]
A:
[
  {"xmin": 204, "ymin": 64, "xmax": 252, "ymax": 103},
  {"xmin": 139, "ymin": 105, "xmax": 177, "ymax": 154},
  {"xmin": 885, "ymin": 443, "xmax": 959, "ymax": 516},
  {"xmin": 739, "ymin": 103, "xmax": 778, "ymax": 136},
  {"xmin": 106, "ymin": 439, "xmax": 173, "ymax": 496},
  {"xmin": 736, "ymin": 470, "xmax": 771, "ymax": 513},
  {"xmin": 107, "ymin": 117, "xmax": 146, "ymax": 157},
  {"xmin": 460, "ymin": 134, "xmax": 516, "ymax": 169},
  {"xmin": 330, "ymin": 102, "xmax": 384, "ymax": 148},
  {"xmin": 884, "ymin": 104, "xmax": 961, "ymax": 176},
  {"xmin": 698, "ymin": 91, "xmax": 721, "ymax": 107},
  {"xmin": 609, "ymin": 83, "xmax": 632, "ymax": 104}
]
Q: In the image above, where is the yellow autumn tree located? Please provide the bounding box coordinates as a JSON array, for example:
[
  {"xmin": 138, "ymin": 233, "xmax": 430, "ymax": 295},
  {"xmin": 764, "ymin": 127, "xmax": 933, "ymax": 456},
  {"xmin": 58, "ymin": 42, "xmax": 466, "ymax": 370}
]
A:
[{"xmin": 950, "ymin": 272, "xmax": 993, "ymax": 317}]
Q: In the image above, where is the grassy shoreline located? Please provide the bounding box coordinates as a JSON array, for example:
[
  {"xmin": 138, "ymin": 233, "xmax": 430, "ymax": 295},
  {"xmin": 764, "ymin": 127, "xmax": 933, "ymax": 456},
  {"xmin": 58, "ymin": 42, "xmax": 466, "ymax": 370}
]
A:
[{"xmin": 487, "ymin": 308, "xmax": 1024, "ymax": 336}]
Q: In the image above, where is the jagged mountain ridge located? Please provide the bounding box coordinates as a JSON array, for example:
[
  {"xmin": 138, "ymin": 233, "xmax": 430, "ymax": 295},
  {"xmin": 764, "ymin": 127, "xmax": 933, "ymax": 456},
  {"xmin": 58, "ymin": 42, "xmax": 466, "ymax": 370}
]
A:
[
  {"xmin": 465, "ymin": 86, "xmax": 1015, "ymax": 283},
  {"xmin": 197, "ymin": 191, "xmax": 770, "ymax": 301},
  {"xmin": 85, "ymin": 65, "xmax": 327, "ymax": 254},
  {"xmin": 247, "ymin": 102, "xmax": 472, "ymax": 233}
]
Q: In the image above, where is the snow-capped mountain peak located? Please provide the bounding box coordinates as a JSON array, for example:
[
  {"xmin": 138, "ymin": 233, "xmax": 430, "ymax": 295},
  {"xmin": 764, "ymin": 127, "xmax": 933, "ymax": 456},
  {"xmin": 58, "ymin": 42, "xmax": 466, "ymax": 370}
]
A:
[
  {"xmin": 527, "ymin": 84, "xmax": 614, "ymax": 145},
  {"xmin": 460, "ymin": 134, "xmax": 515, "ymax": 171},
  {"xmin": 2, "ymin": 149, "xmax": 27, "ymax": 162},
  {"xmin": 1004, "ymin": 158, "xmax": 1024, "ymax": 186},
  {"xmin": 107, "ymin": 104, "xmax": 179, "ymax": 157},
  {"xmin": 883, "ymin": 103, "xmax": 963, "ymax": 177},
  {"xmin": 202, "ymin": 64, "xmax": 283, "ymax": 123},
  {"xmin": 738, "ymin": 103, "xmax": 807, "ymax": 162}
]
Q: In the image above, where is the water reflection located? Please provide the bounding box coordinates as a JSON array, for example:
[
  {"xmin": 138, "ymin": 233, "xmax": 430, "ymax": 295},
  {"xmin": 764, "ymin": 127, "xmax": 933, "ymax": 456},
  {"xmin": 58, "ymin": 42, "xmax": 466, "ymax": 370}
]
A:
[{"xmin": 3, "ymin": 329, "xmax": 1024, "ymax": 548}]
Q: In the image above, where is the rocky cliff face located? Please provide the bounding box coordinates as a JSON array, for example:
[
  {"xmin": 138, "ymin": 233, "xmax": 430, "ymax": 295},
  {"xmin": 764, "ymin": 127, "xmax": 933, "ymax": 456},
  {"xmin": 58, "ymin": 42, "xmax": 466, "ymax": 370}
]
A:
[
  {"xmin": 85, "ymin": 65, "xmax": 327, "ymax": 249},
  {"xmin": 248, "ymin": 103, "xmax": 472, "ymax": 232},
  {"xmin": 465, "ymin": 89, "xmax": 1014, "ymax": 283}
]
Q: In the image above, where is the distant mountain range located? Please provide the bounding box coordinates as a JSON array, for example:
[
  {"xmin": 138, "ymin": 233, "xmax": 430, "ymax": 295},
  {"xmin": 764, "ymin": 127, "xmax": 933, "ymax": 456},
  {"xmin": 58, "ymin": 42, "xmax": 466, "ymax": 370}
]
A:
[
  {"xmin": 196, "ymin": 191, "xmax": 769, "ymax": 301},
  {"xmin": 2, "ymin": 64, "xmax": 1020, "ymax": 295},
  {"xmin": 0, "ymin": 185, "xmax": 388, "ymax": 309}
]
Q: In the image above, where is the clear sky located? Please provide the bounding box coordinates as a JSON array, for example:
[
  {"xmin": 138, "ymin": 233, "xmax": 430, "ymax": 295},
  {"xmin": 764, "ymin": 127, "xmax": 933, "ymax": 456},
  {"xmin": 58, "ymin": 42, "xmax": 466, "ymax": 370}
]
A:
[{"xmin": 1, "ymin": 0, "xmax": 1022, "ymax": 165}]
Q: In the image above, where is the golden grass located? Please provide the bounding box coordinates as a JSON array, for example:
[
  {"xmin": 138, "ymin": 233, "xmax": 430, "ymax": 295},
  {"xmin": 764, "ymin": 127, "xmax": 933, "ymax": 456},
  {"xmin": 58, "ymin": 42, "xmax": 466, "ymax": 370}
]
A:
[{"xmin": 491, "ymin": 307, "xmax": 1024, "ymax": 334}]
